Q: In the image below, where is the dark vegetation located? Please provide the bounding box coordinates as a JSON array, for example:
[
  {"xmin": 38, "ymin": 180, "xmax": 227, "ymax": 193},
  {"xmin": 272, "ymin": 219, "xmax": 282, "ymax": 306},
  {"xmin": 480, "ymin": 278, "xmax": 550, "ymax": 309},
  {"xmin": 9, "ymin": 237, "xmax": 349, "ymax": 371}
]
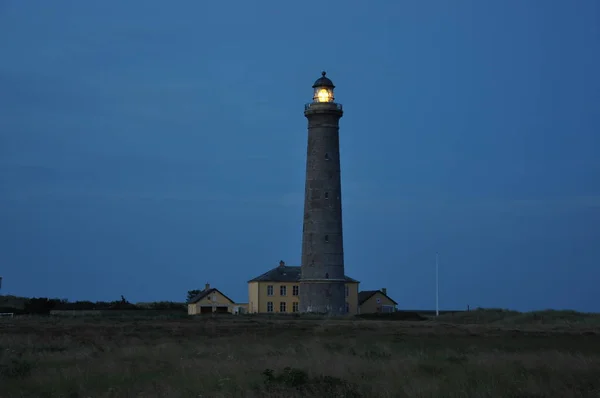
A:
[
  {"xmin": 186, "ymin": 289, "xmax": 202, "ymax": 302},
  {"xmin": 1, "ymin": 295, "xmax": 600, "ymax": 397},
  {"xmin": 356, "ymin": 311, "xmax": 427, "ymax": 321},
  {"xmin": 0, "ymin": 294, "xmax": 185, "ymax": 315}
]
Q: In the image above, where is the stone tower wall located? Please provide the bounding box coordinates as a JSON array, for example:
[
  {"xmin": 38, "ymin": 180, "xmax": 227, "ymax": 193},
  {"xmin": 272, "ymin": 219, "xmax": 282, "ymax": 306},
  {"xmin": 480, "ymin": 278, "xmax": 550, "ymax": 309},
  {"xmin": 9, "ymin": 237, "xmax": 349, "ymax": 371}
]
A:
[{"xmin": 299, "ymin": 103, "xmax": 346, "ymax": 315}]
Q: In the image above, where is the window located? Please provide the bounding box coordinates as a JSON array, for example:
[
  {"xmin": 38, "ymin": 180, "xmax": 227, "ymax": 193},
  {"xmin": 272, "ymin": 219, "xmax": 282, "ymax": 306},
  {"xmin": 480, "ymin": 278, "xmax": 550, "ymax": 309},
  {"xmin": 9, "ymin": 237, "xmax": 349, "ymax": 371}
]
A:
[
  {"xmin": 345, "ymin": 285, "xmax": 349, "ymax": 297},
  {"xmin": 325, "ymin": 273, "xmax": 329, "ymax": 279},
  {"xmin": 376, "ymin": 298, "xmax": 381, "ymax": 304},
  {"xmin": 280, "ymin": 302, "xmax": 287, "ymax": 313},
  {"xmin": 280, "ymin": 285, "xmax": 287, "ymax": 296},
  {"xmin": 267, "ymin": 285, "xmax": 274, "ymax": 296},
  {"xmin": 325, "ymin": 153, "xmax": 330, "ymax": 160},
  {"xmin": 293, "ymin": 302, "xmax": 299, "ymax": 312},
  {"xmin": 292, "ymin": 285, "xmax": 299, "ymax": 296},
  {"xmin": 346, "ymin": 302, "xmax": 350, "ymax": 314},
  {"xmin": 267, "ymin": 302, "xmax": 273, "ymax": 312},
  {"xmin": 324, "ymin": 192, "xmax": 329, "ymax": 199},
  {"xmin": 324, "ymin": 235, "xmax": 329, "ymax": 243}
]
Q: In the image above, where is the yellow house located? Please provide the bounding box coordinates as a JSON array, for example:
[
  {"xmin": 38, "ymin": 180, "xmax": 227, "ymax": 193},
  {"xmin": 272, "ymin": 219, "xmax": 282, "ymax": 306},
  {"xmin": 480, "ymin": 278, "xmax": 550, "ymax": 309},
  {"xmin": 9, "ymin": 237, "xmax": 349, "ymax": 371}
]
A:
[
  {"xmin": 247, "ymin": 260, "xmax": 360, "ymax": 315},
  {"xmin": 187, "ymin": 283, "xmax": 237, "ymax": 315},
  {"xmin": 358, "ymin": 288, "xmax": 398, "ymax": 314}
]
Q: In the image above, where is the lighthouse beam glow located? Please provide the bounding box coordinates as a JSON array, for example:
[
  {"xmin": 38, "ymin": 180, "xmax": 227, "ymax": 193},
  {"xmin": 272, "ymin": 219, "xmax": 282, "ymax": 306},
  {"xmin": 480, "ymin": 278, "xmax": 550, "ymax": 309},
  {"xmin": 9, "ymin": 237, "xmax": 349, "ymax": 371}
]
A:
[{"xmin": 316, "ymin": 88, "xmax": 333, "ymax": 102}]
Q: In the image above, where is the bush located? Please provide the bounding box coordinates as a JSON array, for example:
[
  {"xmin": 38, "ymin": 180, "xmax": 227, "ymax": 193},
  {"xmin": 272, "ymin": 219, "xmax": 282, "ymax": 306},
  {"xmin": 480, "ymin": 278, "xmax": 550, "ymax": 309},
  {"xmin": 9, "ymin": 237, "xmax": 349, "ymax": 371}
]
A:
[
  {"xmin": 23, "ymin": 298, "xmax": 64, "ymax": 315},
  {"xmin": 356, "ymin": 311, "xmax": 426, "ymax": 321},
  {"xmin": 262, "ymin": 367, "xmax": 361, "ymax": 396},
  {"xmin": 0, "ymin": 359, "xmax": 33, "ymax": 379}
]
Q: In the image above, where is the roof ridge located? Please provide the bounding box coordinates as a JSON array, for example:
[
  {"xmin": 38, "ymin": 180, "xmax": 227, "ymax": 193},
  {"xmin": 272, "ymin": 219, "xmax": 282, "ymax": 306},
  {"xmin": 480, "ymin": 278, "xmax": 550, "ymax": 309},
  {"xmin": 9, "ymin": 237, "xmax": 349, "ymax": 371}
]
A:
[{"xmin": 248, "ymin": 265, "xmax": 358, "ymax": 284}]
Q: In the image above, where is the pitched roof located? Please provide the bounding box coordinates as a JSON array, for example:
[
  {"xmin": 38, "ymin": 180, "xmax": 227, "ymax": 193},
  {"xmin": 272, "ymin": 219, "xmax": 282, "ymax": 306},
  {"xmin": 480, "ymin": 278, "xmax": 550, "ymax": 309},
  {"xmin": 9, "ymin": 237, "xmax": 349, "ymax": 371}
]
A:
[
  {"xmin": 358, "ymin": 290, "xmax": 398, "ymax": 306},
  {"xmin": 248, "ymin": 265, "xmax": 359, "ymax": 283},
  {"xmin": 188, "ymin": 288, "xmax": 236, "ymax": 304}
]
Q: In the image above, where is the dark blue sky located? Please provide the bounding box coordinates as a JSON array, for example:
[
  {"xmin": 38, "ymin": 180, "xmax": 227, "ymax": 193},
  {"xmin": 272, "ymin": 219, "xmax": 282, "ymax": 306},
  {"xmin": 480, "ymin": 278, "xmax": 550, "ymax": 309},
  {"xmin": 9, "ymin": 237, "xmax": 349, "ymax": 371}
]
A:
[{"xmin": 1, "ymin": 1, "xmax": 598, "ymax": 311}]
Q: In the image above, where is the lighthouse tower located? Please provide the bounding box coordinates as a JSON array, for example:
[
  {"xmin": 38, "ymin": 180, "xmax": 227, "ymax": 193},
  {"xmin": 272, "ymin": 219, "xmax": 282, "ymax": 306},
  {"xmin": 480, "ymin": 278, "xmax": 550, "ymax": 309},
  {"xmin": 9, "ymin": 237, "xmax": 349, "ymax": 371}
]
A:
[{"xmin": 299, "ymin": 72, "xmax": 346, "ymax": 315}]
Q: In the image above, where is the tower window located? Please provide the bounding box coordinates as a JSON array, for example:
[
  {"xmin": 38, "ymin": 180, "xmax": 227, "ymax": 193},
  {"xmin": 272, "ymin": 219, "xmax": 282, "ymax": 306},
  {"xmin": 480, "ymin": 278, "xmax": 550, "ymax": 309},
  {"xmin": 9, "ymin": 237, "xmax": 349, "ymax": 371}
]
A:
[
  {"xmin": 324, "ymin": 235, "xmax": 329, "ymax": 242},
  {"xmin": 325, "ymin": 153, "xmax": 330, "ymax": 160},
  {"xmin": 324, "ymin": 192, "xmax": 329, "ymax": 199}
]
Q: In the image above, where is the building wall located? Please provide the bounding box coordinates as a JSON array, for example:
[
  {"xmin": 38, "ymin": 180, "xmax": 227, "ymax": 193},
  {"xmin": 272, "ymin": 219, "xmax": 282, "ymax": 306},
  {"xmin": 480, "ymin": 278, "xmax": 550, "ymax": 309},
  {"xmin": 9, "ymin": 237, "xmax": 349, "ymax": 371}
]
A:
[
  {"xmin": 359, "ymin": 292, "xmax": 397, "ymax": 314},
  {"xmin": 188, "ymin": 290, "xmax": 235, "ymax": 315},
  {"xmin": 248, "ymin": 281, "xmax": 360, "ymax": 314},
  {"xmin": 248, "ymin": 282, "xmax": 260, "ymax": 313},
  {"xmin": 346, "ymin": 282, "xmax": 359, "ymax": 315},
  {"xmin": 248, "ymin": 282, "xmax": 300, "ymax": 314},
  {"xmin": 233, "ymin": 303, "xmax": 248, "ymax": 314}
]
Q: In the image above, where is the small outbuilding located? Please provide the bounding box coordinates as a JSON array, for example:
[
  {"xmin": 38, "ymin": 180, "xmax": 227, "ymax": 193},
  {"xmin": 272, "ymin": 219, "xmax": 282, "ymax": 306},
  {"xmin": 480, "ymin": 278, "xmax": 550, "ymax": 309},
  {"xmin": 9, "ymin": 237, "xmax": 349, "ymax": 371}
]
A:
[
  {"xmin": 187, "ymin": 284, "xmax": 236, "ymax": 315},
  {"xmin": 358, "ymin": 288, "xmax": 397, "ymax": 314}
]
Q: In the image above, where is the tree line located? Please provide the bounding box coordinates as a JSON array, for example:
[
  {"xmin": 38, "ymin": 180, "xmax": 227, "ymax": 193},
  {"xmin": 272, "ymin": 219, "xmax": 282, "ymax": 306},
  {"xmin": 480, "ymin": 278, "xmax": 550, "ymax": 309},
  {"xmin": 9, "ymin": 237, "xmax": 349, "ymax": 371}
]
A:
[{"xmin": 0, "ymin": 295, "xmax": 185, "ymax": 315}]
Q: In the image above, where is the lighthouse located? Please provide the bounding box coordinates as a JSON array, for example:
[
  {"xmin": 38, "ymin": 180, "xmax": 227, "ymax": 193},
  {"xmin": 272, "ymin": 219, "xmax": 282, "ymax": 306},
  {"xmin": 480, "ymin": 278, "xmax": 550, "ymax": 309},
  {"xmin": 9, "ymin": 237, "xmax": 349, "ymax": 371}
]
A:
[{"xmin": 299, "ymin": 72, "xmax": 346, "ymax": 315}]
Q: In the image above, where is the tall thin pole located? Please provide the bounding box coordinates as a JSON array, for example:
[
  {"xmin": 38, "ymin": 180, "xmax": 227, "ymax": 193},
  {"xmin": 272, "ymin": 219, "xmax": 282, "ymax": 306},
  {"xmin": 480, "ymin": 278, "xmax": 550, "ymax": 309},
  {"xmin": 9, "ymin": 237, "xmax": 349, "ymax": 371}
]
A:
[{"xmin": 435, "ymin": 253, "xmax": 439, "ymax": 317}]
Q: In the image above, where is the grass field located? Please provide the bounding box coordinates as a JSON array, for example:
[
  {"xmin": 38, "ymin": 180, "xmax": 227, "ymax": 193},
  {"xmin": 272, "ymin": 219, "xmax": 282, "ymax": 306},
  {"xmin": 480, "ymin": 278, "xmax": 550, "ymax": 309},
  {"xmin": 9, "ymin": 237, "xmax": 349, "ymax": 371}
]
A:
[{"xmin": 1, "ymin": 310, "xmax": 600, "ymax": 397}]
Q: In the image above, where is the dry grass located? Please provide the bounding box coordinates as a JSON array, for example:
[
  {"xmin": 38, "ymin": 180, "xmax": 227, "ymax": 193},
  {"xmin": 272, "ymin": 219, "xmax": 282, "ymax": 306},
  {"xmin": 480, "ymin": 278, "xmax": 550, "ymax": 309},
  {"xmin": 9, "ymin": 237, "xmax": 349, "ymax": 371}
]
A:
[{"xmin": 1, "ymin": 315, "xmax": 600, "ymax": 397}]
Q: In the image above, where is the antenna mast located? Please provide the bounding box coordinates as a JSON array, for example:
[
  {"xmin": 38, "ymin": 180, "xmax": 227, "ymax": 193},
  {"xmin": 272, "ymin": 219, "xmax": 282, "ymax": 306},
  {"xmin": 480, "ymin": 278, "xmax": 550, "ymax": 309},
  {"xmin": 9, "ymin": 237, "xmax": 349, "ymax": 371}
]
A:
[{"xmin": 435, "ymin": 253, "xmax": 439, "ymax": 317}]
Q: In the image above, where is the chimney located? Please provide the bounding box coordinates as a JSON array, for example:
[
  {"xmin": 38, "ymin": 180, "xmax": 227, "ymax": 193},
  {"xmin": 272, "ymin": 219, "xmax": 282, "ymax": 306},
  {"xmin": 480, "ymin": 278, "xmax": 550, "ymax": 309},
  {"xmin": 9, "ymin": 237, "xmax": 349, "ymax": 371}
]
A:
[
  {"xmin": 205, "ymin": 283, "xmax": 210, "ymax": 291},
  {"xmin": 381, "ymin": 288, "xmax": 387, "ymax": 296},
  {"xmin": 279, "ymin": 260, "xmax": 285, "ymax": 267}
]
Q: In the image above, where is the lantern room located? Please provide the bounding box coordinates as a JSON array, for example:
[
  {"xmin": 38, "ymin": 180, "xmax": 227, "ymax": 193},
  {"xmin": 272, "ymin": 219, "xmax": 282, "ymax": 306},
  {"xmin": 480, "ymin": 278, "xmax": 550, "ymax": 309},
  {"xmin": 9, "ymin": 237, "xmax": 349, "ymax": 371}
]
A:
[{"xmin": 312, "ymin": 71, "xmax": 335, "ymax": 103}]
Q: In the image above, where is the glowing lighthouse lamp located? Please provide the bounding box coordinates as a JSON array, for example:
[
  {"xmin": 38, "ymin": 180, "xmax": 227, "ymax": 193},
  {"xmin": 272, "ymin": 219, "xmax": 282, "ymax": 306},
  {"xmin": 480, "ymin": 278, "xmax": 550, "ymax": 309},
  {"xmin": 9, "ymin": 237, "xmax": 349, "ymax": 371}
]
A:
[{"xmin": 312, "ymin": 71, "xmax": 335, "ymax": 103}]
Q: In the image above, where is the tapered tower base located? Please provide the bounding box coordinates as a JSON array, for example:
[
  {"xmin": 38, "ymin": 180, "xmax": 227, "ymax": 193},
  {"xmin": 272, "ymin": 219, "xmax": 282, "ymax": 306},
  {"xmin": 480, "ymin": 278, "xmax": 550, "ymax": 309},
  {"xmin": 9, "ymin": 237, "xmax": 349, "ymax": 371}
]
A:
[{"xmin": 299, "ymin": 280, "xmax": 346, "ymax": 315}]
